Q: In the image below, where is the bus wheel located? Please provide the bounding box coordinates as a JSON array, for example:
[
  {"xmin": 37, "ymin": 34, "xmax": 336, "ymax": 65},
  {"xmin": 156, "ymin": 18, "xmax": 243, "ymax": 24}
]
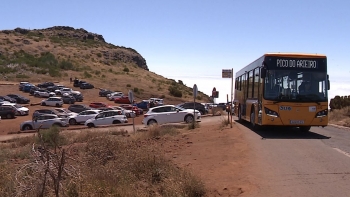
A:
[
  {"xmin": 250, "ymin": 110, "xmax": 258, "ymax": 130},
  {"xmin": 238, "ymin": 106, "xmax": 242, "ymax": 121},
  {"xmin": 299, "ymin": 126, "xmax": 311, "ymax": 132}
]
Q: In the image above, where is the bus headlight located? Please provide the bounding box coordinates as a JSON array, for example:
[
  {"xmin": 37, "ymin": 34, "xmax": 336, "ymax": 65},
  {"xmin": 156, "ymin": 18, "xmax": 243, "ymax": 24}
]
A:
[
  {"xmin": 315, "ymin": 109, "xmax": 328, "ymax": 118},
  {"xmin": 264, "ymin": 107, "xmax": 279, "ymax": 117}
]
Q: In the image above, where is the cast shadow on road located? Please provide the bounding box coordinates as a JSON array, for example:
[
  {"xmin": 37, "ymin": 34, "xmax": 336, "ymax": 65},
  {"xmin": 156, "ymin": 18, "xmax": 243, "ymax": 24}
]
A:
[{"xmin": 234, "ymin": 120, "xmax": 331, "ymax": 140}]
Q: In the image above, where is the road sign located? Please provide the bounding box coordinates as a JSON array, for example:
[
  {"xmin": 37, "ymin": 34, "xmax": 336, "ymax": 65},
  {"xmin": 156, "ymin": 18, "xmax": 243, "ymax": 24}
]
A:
[
  {"xmin": 128, "ymin": 90, "xmax": 134, "ymax": 104},
  {"xmin": 222, "ymin": 69, "xmax": 232, "ymax": 78},
  {"xmin": 193, "ymin": 84, "xmax": 198, "ymax": 99}
]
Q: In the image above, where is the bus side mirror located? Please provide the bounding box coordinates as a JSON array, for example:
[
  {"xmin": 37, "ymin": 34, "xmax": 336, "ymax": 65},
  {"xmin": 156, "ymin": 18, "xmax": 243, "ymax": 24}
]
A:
[{"xmin": 261, "ymin": 67, "xmax": 267, "ymax": 78}]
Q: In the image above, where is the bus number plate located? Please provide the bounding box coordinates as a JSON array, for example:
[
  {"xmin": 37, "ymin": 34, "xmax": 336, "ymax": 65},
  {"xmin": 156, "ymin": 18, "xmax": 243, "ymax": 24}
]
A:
[{"xmin": 290, "ymin": 120, "xmax": 304, "ymax": 124}]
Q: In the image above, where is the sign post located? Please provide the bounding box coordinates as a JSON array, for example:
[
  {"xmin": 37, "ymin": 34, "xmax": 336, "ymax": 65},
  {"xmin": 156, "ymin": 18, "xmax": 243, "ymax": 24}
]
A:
[
  {"xmin": 128, "ymin": 90, "xmax": 135, "ymax": 133},
  {"xmin": 193, "ymin": 84, "xmax": 198, "ymax": 128},
  {"xmin": 222, "ymin": 69, "xmax": 233, "ymax": 128}
]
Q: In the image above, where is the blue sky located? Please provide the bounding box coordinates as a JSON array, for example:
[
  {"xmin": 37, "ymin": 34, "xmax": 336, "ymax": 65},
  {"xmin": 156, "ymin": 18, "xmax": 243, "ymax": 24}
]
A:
[{"xmin": 1, "ymin": 0, "xmax": 350, "ymax": 102}]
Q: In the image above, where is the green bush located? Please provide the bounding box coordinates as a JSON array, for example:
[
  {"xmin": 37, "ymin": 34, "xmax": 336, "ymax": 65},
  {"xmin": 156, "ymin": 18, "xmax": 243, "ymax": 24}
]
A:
[
  {"xmin": 84, "ymin": 71, "xmax": 92, "ymax": 78},
  {"xmin": 126, "ymin": 84, "xmax": 131, "ymax": 87},
  {"xmin": 97, "ymin": 53, "xmax": 102, "ymax": 57},
  {"xmin": 168, "ymin": 86, "xmax": 182, "ymax": 97},
  {"xmin": 133, "ymin": 87, "xmax": 139, "ymax": 93},
  {"xmin": 59, "ymin": 60, "xmax": 75, "ymax": 70},
  {"xmin": 123, "ymin": 67, "xmax": 129, "ymax": 72}
]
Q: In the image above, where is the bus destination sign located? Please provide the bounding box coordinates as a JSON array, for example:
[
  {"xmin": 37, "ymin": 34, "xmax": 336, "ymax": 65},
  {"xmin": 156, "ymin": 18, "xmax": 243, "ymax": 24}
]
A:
[{"xmin": 264, "ymin": 57, "xmax": 326, "ymax": 72}]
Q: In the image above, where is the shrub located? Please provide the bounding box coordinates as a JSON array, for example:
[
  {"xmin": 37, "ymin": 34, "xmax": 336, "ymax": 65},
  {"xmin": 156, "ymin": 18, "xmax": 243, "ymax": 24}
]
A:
[
  {"xmin": 84, "ymin": 71, "xmax": 92, "ymax": 78},
  {"xmin": 59, "ymin": 60, "xmax": 75, "ymax": 70},
  {"xmin": 133, "ymin": 87, "xmax": 139, "ymax": 93},
  {"xmin": 126, "ymin": 84, "xmax": 131, "ymax": 87},
  {"xmin": 123, "ymin": 67, "xmax": 129, "ymax": 72},
  {"xmin": 97, "ymin": 53, "xmax": 102, "ymax": 57},
  {"xmin": 15, "ymin": 74, "xmax": 30, "ymax": 78},
  {"xmin": 168, "ymin": 86, "xmax": 182, "ymax": 97}
]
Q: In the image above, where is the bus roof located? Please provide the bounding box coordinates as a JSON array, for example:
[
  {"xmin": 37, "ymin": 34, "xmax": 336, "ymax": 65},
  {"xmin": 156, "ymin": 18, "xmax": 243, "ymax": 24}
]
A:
[{"xmin": 264, "ymin": 53, "xmax": 326, "ymax": 58}]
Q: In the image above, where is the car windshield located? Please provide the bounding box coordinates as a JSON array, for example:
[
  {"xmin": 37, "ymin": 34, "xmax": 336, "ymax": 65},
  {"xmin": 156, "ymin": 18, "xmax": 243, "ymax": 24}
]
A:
[
  {"xmin": 175, "ymin": 105, "xmax": 186, "ymax": 111},
  {"xmin": 264, "ymin": 70, "xmax": 328, "ymax": 102}
]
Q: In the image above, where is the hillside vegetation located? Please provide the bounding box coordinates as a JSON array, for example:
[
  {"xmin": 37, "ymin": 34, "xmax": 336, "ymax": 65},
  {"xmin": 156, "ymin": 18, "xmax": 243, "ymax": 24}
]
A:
[{"xmin": 0, "ymin": 26, "xmax": 210, "ymax": 103}]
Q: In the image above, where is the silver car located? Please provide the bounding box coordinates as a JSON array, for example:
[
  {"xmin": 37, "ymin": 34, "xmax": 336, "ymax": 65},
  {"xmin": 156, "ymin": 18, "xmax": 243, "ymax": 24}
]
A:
[{"xmin": 20, "ymin": 114, "xmax": 69, "ymax": 131}]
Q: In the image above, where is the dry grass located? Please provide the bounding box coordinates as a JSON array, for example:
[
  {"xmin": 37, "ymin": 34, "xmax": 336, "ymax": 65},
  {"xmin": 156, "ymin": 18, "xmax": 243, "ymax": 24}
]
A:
[
  {"xmin": 0, "ymin": 126, "xmax": 206, "ymax": 197},
  {"xmin": 219, "ymin": 117, "xmax": 231, "ymax": 129},
  {"xmin": 329, "ymin": 107, "xmax": 350, "ymax": 123}
]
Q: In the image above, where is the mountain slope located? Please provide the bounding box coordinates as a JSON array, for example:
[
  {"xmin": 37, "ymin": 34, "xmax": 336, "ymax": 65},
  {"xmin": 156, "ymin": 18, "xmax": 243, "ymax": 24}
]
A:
[{"xmin": 0, "ymin": 26, "xmax": 210, "ymax": 103}]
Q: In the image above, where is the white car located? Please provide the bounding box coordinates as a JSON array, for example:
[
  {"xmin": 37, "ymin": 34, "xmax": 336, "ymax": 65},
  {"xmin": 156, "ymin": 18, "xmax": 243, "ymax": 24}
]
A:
[
  {"xmin": 68, "ymin": 109, "xmax": 102, "ymax": 125},
  {"xmin": 1, "ymin": 103, "xmax": 29, "ymax": 116},
  {"xmin": 107, "ymin": 92, "xmax": 124, "ymax": 101},
  {"xmin": 54, "ymin": 108, "xmax": 78, "ymax": 117},
  {"xmin": 34, "ymin": 89, "xmax": 56, "ymax": 98},
  {"xmin": 85, "ymin": 110, "xmax": 128, "ymax": 128},
  {"xmin": 55, "ymin": 88, "xmax": 81, "ymax": 95},
  {"xmin": 41, "ymin": 97, "xmax": 63, "ymax": 107},
  {"xmin": 142, "ymin": 105, "xmax": 201, "ymax": 126},
  {"xmin": 111, "ymin": 106, "xmax": 136, "ymax": 118},
  {"xmin": 20, "ymin": 114, "xmax": 69, "ymax": 131}
]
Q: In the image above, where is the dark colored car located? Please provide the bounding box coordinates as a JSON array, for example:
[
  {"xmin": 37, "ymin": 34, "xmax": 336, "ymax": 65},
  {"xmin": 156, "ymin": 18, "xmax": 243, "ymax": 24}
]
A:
[
  {"xmin": 99, "ymin": 89, "xmax": 113, "ymax": 97},
  {"xmin": 0, "ymin": 96, "xmax": 16, "ymax": 103},
  {"xmin": 0, "ymin": 105, "xmax": 17, "ymax": 119},
  {"xmin": 32, "ymin": 109, "xmax": 68, "ymax": 119},
  {"xmin": 46, "ymin": 85, "xmax": 64, "ymax": 92},
  {"xmin": 23, "ymin": 84, "xmax": 36, "ymax": 93},
  {"xmin": 29, "ymin": 86, "xmax": 40, "ymax": 95},
  {"xmin": 134, "ymin": 100, "xmax": 150, "ymax": 110},
  {"xmin": 68, "ymin": 104, "xmax": 92, "ymax": 113},
  {"xmin": 80, "ymin": 82, "xmax": 94, "ymax": 89},
  {"xmin": 7, "ymin": 94, "xmax": 30, "ymax": 104},
  {"xmin": 70, "ymin": 92, "xmax": 83, "ymax": 102},
  {"xmin": 37, "ymin": 82, "xmax": 55, "ymax": 88},
  {"xmin": 177, "ymin": 102, "xmax": 207, "ymax": 115},
  {"xmin": 73, "ymin": 79, "xmax": 86, "ymax": 87},
  {"xmin": 62, "ymin": 95, "xmax": 76, "ymax": 104}
]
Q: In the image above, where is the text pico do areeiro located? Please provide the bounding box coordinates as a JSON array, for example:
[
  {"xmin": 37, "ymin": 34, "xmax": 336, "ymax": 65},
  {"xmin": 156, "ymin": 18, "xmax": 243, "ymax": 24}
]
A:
[{"xmin": 276, "ymin": 59, "xmax": 317, "ymax": 69}]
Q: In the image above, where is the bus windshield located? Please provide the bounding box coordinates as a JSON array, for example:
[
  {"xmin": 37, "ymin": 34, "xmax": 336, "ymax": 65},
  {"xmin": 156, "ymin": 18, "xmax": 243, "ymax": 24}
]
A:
[{"xmin": 264, "ymin": 70, "xmax": 328, "ymax": 102}]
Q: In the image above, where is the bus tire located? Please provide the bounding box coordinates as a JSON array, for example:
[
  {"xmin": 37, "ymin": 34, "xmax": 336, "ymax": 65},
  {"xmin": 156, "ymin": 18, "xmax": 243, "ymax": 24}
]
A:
[
  {"xmin": 238, "ymin": 106, "xmax": 242, "ymax": 122},
  {"xmin": 250, "ymin": 109, "xmax": 258, "ymax": 130},
  {"xmin": 299, "ymin": 126, "xmax": 311, "ymax": 132}
]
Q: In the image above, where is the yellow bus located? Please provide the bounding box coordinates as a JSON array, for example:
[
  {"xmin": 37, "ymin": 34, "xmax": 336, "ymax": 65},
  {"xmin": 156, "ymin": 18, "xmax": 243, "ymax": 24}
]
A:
[{"xmin": 233, "ymin": 53, "xmax": 330, "ymax": 131}]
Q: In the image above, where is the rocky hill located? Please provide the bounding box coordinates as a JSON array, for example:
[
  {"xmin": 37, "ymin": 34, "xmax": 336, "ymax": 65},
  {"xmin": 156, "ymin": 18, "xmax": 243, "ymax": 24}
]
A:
[{"xmin": 0, "ymin": 26, "xmax": 210, "ymax": 103}]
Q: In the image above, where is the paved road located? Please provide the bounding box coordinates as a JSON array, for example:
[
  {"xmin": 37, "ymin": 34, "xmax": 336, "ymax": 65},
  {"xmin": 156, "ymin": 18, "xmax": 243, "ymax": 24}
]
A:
[{"xmin": 236, "ymin": 120, "xmax": 350, "ymax": 197}]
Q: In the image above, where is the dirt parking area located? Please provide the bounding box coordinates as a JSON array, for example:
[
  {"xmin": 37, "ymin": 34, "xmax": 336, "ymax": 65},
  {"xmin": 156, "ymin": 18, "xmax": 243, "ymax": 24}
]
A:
[{"xmin": 0, "ymin": 81, "xmax": 145, "ymax": 134}]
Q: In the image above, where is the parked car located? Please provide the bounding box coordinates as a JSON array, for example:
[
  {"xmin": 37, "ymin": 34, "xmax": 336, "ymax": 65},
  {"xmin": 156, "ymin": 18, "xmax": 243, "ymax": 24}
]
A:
[
  {"xmin": 34, "ymin": 89, "xmax": 56, "ymax": 98},
  {"xmin": 80, "ymin": 82, "xmax": 94, "ymax": 89},
  {"xmin": 99, "ymin": 89, "xmax": 113, "ymax": 97},
  {"xmin": 37, "ymin": 82, "xmax": 55, "ymax": 88},
  {"xmin": 23, "ymin": 83, "xmax": 36, "ymax": 93},
  {"xmin": 61, "ymin": 94, "xmax": 76, "ymax": 104},
  {"xmin": 89, "ymin": 102, "xmax": 110, "ymax": 109},
  {"xmin": 134, "ymin": 100, "xmax": 150, "ymax": 110},
  {"xmin": 0, "ymin": 105, "xmax": 16, "ymax": 119},
  {"xmin": 18, "ymin": 82, "xmax": 30, "ymax": 91},
  {"xmin": 176, "ymin": 102, "xmax": 207, "ymax": 115},
  {"xmin": 41, "ymin": 97, "xmax": 63, "ymax": 107},
  {"xmin": 73, "ymin": 79, "xmax": 86, "ymax": 87},
  {"xmin": 33, "ymin": 109, "xmax": 69, "ymax": 119},
  {"xmin": 55, "ymin": 88, "xmax": 81, "ymax": 96},
  {"xmin": 99, "ymin": 106, "xmax": 136, "ymax": 118},
  {"xmin": 68, "ymin": 109, "xmax": 102, "ymax": 125},
  {"xmin": 107, "ymin": 92, "xmax": 124, "ymax": 101},
  {"xmin": 46, "ymin": 85, "xmax": 65, "ymax": 92},
  {"xmin": 54, "ymin": 108, "xmax": 78, "ymax": 117},
  {"xmin": 85, "ymin": 110, "xmax": 128, "ymax": 128},
  {"xmin": 70, "ymin": 92, "xmax": 83, "ymax": 102},
  {"xmin": 149, "ymin": 98, "xmax": 164, "ymax": 106},
  {"xmin": 0, "ymin": 99, "xmax": 10, "ymax": 105},
  {"xmin": 68, "ymin": 104, "xmax": 92, "ymax": 113},
  {"xmin": 29, "ymin": 86, "xmax": 40, "ymax": 95},
  {"xmin": 1, "ymin": 103, "xmax": 29, "ymax": 116},
  {"xmin": 114, "ymin": 96, "xmax": 131, "ymax": 104},
  {"xmin": 120, "ymin": 104, "xmax": 143, "ymax": 115},
  {"xmin": 0, "ymin": 96, "xmax": 16, "ymax": 103},
  {"xmin": 7, "ymin": 94, "xmax": 30, "ymax": 104},
  {"xmin": 20, "ymin": 114, "xmax": 69, "ymax": 131},
  {"xmin": 142, "ymin": 105, "xmax": 201, "ymax": 126}
]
